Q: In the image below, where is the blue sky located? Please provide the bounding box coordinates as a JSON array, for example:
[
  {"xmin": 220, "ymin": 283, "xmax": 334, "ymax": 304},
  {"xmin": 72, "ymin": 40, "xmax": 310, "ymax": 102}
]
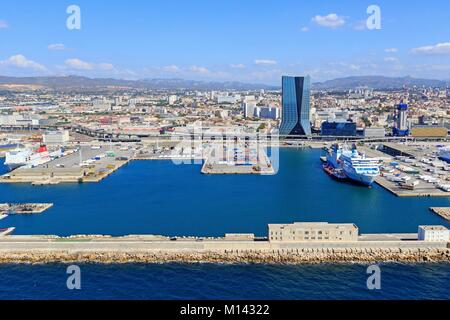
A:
[{"xmin": 0, "ymin": 0, "xmax": 449, "ymax": 84}]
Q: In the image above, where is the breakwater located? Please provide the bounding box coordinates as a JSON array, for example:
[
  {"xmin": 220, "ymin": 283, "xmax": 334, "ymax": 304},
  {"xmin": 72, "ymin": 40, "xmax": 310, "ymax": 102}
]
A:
[{"xmin": 1, "ymin": 235, "xmax": 449, "ymax": 264}]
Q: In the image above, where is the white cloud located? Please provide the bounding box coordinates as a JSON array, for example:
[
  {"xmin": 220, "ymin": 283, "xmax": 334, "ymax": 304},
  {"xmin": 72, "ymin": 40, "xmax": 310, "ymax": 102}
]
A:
[
  {"xmin": 312, "ymin": 13, "xmax": 346, "ymax": 28},
  {"xmin": 64, "ymin": 59, "xmax": 117, "ymax": 72},
  {"xmin": 230, "ymin": 64, "xmax": 246, "ymax": 69},
  {"xmin": 0, "ymin": 20, "xmax": 8, "ymax": 29},
  {"xmin": 162, "ymin": 65, "xmax": 181, "ymax": 73},
  {"xmin": 0, "ymin": 54, "xmax": 46, "ymax": 71},
  {"xmin": 385, "ymin": 48, "xmax": 398, "ymax": 53},
  {"xmin": 300, "ymin": 26, "xmax": 309, "ymax": 32},
  {"xmin": 48, "ymin": 43, "xmax": 66, "ymax": 51},
  {"xmin": 254, "ymin": 59, "xmax": 277, "ymax": 66},
  {"xmin": 65, "ymin": 58, "xmax": 93, "ymax": 70},
  {"xmin": 384, "ymin": 57, "xmax": 399, "ymax": 62},
  {"xmin": 411, "ymin": 42, "xmax": 450, "ymax": 55},
  {"xmin": 98, "ymin": 63, "xmax": 114, "ymax": 71},
  {"xmin": 189, "ymin": 65, "xmax": 210, "ymax": 74}
]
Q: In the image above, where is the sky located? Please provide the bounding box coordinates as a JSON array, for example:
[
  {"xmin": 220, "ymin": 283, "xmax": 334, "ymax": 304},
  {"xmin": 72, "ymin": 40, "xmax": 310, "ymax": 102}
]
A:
[{"xmin": 0, "ymin": 0, "xmax": 449, "ymax": 84}]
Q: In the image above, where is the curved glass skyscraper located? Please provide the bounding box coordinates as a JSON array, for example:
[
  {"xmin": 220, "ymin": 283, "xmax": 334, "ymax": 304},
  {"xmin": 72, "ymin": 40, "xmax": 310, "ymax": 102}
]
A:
[{"xmin": 279, "ymin": 76, "xmax": 311, "ymax": 136}]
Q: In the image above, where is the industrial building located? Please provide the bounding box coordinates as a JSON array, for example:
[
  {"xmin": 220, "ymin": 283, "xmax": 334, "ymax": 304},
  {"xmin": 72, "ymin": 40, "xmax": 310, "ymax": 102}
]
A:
[
  {"xmin": 363, "ymin": 127, "xmax": 386, "ymax": 138},
  {"xmin": 43, "ymin": 130, "xmax": 70, "ymax": 145},
  {"xmin": 268, "ymin": 222, "xmax": 359, "ymax": 242},
  {"xmin": 411, "ymin": 125, "xmax": 448, "ymax": 138}
]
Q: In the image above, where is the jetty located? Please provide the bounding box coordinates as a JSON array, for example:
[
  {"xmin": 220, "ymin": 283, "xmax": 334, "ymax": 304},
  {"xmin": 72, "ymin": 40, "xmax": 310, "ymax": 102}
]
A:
[
  {"xmin": 0, "ymin": 203, "xmax": 53, "ymax": 215},
  {"xmin": 0, "ymin": 234, "xmax": 448, "ymax": 264},
  {"xmin": 201, "ymin": 144, "xmax": 275, "ymax": 175},
  {"xmin": 0, "ymin": 220, "xmax": 449, "ymax": 264},
  {"xmin": 430, "ymin": 207, "xmax": 450, "ymax": 221}
]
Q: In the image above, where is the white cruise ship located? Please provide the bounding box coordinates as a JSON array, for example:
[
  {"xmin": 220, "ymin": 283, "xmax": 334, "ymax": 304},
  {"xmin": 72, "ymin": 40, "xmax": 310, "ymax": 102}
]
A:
[
  {"xmin": 326, "ymin": 144, "xmax": 381, "ymax": 186},
  {"xmin": 4, "ymin": 145, "xmax": 51, "ymax": 171}
]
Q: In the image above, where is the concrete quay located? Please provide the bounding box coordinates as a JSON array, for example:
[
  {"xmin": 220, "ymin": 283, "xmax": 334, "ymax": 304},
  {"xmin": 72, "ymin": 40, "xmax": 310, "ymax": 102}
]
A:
[
  {"xmin": 0, "ymin": 203, "xmax": 53, "ymax": 214},
  {"xmin": 0, "ymin": 234, "xmax": 448, "ymax": 264},
  {"xmin": 201, "ymin": 146, "xmax": 275, "ymax": 175},
  {"xmin": 0, "ymin": 145, "xmax": 134, "ymax": 185},
  {"xmin": 430, "ymin": 208, "xmax": 450, "ymax": 221},
  {"xmin": 352, "ymin": 145, "xmax": 450, "ymax": 198}
]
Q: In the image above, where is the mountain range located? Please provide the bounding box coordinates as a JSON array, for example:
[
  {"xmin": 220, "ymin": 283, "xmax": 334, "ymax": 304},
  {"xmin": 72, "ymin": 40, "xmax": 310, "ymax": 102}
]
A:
[
  {"xmin": 0, "ymin": 76, "xmax": 277, "ymax": 91},
  {"xmin": 0, "ymin": 75, "xmax": 448, "ymax": 91},
  {"xmin": 312, "ymin": 76, "xmax": 449, "ymax": 90}
]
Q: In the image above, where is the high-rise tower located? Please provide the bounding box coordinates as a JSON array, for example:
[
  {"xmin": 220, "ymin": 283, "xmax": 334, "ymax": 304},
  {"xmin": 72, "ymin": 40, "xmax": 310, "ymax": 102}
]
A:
[{"xmin": 279, "ymin": 76, "xmax": 311, "ymax": 136}]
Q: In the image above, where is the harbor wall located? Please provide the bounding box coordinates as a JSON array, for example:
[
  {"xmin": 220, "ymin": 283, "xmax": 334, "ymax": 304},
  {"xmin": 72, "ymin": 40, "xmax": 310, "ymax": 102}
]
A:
[{"xmin": 0, "ymin": 236, "xmax": 449, "ymax": 264}]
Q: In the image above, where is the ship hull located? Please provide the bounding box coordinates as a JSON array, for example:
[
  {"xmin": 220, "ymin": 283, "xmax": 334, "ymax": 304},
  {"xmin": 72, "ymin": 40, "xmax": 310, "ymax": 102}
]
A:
[
  {"xmin": 439, "ymin": 156, "xmax": 450, "ymax": 164},
  {"xmin": 5, "ymin": 163, "xmax": 23, "ymax": 171},
  {"xmin": 343, "ymin": 169, "xmax": 376, "ymax": 186}
]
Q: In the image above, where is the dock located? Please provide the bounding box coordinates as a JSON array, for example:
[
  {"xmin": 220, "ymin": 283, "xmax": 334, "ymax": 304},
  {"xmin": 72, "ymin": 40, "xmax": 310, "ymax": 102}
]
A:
[
  {"xmin": 201, "ymin": 144, "xmax": 275, "ymax": 175},
  {"xmin": 430, "ymin": 207, "xmax": 450, "ymax": 221},
  {"xmin": 0, "ymin": 203, "xmax": 53, "ymax": 215},
  {"xmin": 0, "ymin": 145, "xmax": 134, "ymax": 185},
  {"xmin": 0, "ymin": 233, "xmax": 448, "ymax": 264},
  {"xmin": 347, "ymin": 145, "xmax": 450, "ymax": 198}
]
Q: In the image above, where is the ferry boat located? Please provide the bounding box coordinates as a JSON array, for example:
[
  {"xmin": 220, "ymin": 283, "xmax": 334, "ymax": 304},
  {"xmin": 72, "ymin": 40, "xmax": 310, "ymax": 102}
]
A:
[
  {"xmin": 4, "ymin": 145, "xmax": 51, "ymax": 171},
  {"xmin": 0, "ymin": 227, "xmax": 15, "ymax": 236},
  {"xmin": 326, "ymin": 144, "xmax": 381, "ymax": 186},
  {"xmin": 438, "ymin": 148, "xmax": 450, "ymax": 163}
]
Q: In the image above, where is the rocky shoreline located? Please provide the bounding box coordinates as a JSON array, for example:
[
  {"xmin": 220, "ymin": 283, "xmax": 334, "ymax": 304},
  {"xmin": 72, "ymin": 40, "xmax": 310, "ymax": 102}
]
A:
[{"xmin": 1, "ymin": 248, "xmax": 450, "ymax": 264}]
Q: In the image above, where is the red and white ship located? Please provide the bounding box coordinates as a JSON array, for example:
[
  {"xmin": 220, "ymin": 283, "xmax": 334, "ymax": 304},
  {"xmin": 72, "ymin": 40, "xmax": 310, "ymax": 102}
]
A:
[{"xmin": 4, "ymin": 145, "xmax": 52, "ymax": 171}]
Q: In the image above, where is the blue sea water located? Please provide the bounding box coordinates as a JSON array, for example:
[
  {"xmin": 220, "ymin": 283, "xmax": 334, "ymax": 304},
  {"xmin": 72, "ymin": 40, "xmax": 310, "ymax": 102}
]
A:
[
  {"xmin": 0, "ymin": 263, "xmax": 449, "ymax": 300},
  {"xmin": 0, "ymin": 149, "xmax": 449, "ymax": 236},
  {"xmin": 0, "ymin": 148, "xmax": 449, "ymax": 300}
]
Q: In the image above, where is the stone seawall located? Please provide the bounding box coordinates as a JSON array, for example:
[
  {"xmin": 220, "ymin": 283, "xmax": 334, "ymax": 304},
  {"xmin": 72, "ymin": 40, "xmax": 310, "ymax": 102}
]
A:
[
  {"xmin": 1, "ymin": 248, "xmax": 449, "ymax": 265},
  {"xmin": 1, "ymin": 236, "xmax": 449, "ymax": 264}
]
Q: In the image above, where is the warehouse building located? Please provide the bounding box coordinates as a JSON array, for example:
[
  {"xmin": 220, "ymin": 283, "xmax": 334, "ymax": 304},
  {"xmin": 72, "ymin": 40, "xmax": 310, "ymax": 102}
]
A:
[
  {"xmin": 268, "ymin": 222, "xmax": 359, "ymax": 242},
  {"xmin": 411, "ymin": 125, "xmax": 448, "ymax": 138}
]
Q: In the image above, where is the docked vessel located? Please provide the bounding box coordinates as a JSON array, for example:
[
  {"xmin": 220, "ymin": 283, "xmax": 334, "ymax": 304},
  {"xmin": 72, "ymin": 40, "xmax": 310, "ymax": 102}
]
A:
[
  {"xmin": 438, "ymin": 148, "xmax": 450, "ymax": 163},
  {"xmin": 326, "ymin": 144, "xmax": 381, "ymax": 186},
  {"xmin": 322, "ymin": 163, "xmax": 348, "ymax": 181},
  {"xmin": 0, "ymin": 227, "xmax": 15, "ymax": 236},
  {"xmin": 4, "ymin": 145, "xmax": 52, "ymax": 171},
  {"xmin": 0, "ymin": 214, "xmax": 7, "ymax": 220}
]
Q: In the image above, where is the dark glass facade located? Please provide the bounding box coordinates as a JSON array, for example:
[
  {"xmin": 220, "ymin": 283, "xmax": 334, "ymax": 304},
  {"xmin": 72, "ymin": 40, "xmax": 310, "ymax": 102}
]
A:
[
  {"xmin": 279, "ymin": 76, "xmax": 311, "ymax": 136},
  {"xmin": 321, "ymin": 121, "xmax": 357, "ymax": 137}
]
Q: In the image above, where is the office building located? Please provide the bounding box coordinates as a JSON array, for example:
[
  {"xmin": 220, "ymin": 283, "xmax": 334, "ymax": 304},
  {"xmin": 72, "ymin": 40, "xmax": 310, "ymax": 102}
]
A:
[
  {"xmin": 279, "ymin": 76, "xmax": 311, "ymax": 136},
  {"xmin": 242, "ymin": 101, "xmax": 258, "ymax": 118},
  {"xmin": 259, "ymin": 106, "xmax": 280, "ymax": 120},
  {"xmin": 321, "ymin": 121, "xmax": 357, "ymax": 137}
]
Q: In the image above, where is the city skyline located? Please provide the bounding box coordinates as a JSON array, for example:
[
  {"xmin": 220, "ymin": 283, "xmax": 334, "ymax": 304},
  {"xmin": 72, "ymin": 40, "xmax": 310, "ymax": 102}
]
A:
[{"xmin": 0, "ymin": 0, "xmax": 449, "ymax": 84}]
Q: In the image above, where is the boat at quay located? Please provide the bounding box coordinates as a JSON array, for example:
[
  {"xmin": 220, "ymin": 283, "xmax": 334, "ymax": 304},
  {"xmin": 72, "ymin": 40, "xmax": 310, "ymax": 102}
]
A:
[{"xmin": 325, "ymin": 144, "xmax": 382, "ymax": 186}]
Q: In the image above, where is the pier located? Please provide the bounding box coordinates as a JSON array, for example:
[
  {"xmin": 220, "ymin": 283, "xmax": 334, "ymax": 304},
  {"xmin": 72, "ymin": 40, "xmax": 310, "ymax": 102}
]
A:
[
  {"xmin": 0, "ymin": 203, "xmax": 53, "ymax": 215},
  {"xmin": 341, "ymin": 145, "xmax": 450, "ymax": 198},
  {"xmin": 201, "ymin": 144, "xmax": 275, "ymax": 175},
  {"xmin": 430, "ymin": 207, "xmax": 450, "ymax": 221},
  {"xmin": 0, "ymin": 145, "xmax": 134, "ymax": 185},
  {"xmin": 0, "ymin": 233, "xmax": 448, "ymax": 264}
]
